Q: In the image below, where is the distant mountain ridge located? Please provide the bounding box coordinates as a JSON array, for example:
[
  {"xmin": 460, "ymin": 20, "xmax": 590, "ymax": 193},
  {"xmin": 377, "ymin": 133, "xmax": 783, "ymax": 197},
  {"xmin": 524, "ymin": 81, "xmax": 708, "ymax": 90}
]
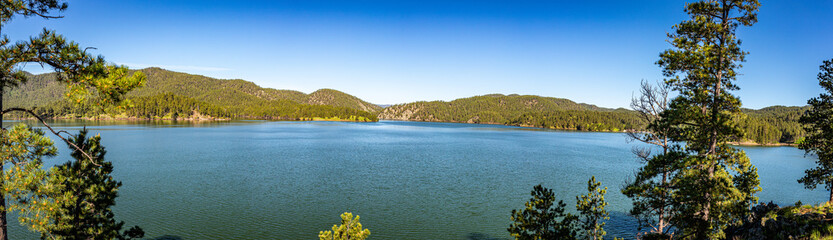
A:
[
  {"xmin": 380, "ymin": 94, "xmax": 808, "ymax": 144},
  {"xmin": 2, "ymin": 68, "xmax": 379, "ymax": 121},
  {"xmin": 379, "ymin": 93, "xmax": 626, "ymax": 122},
  {"xmin": 379, "ymin": 93, "xmax": 645, "ymax": 132},
  {"xmin": 3, "ymin": 67, "xmax": 381, "ymax": 113},
  {"xmin": 2, "ymin": 68, "xmax": 809, "ymax": 144}
]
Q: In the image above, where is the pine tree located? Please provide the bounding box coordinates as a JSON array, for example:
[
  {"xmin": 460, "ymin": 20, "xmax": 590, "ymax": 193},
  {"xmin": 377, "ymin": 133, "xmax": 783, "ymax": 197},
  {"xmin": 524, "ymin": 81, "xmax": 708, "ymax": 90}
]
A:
[
  {"xmin": 508, "ymin": 184, "xmax": 578, "ymax": 240},
  {"xmin": 0, "ymin": 124, "xmax": 55, "ymax": 235},
  {"xmin": 0, "ymin": 1, "xmax": 144, "ymax": 239},
  {"xmin": 622, "ymin": 81, "xmax": 679, "ymax": 237},
  {"xmin": 32, "ymin": 129, "xmax": 143, "ymax": 239},
  {"xmin": 576, "ymin": 176, "xmax": 608, "ymax": 240},
  {"xmin": 798, "ymin": 59, "xmax": 833, "ymax": 203},
  {"xmin": 656, "ymin": 0, "xmax": 762, "ymax": 238},
  {"xmin": 318, "ymin": 212, "xmax": 370, "ymax": 240}
]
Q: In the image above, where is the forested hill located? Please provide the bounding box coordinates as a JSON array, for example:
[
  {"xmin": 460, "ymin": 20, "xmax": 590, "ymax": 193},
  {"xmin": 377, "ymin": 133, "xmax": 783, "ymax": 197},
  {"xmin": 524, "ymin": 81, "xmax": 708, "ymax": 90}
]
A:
[
  {"xmin": 739, "ymin": 105, "xmax": 809, "ymax": 144},
  {"xmin": 4, "ymin": 67, "xmax": 381, "ymax": 113},
  {"xmin": 133, "ymin": 68, "xmax": 382, "ymax": 113},
  {"xmin": 379, "ymin": 94, "xmax": 646, "ymax": 132},
  {"xmin": 3, "ymin": 68, "xmax": 379, "ymax": 121},
  {"xmin": 379, "ymin": 94, "xmax": 809, "ymax": 144},
  {"xmin": 3, "ymin": 69, "xmax": 809, "ymax": 144}
]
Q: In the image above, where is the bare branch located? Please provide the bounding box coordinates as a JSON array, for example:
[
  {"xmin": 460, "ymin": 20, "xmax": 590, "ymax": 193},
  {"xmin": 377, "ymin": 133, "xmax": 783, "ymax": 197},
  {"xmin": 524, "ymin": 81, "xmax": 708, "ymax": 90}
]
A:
[
  {"xmin": 2, "ymin": 107, "xmax": 101, "ymax": 167},
  {"xmin": 629, "ymin": 80, "xmax": 672, "ymax": 148},
  {"xmin": 20, "ymin": 9, "xmax": 64, "ymax": 19}
]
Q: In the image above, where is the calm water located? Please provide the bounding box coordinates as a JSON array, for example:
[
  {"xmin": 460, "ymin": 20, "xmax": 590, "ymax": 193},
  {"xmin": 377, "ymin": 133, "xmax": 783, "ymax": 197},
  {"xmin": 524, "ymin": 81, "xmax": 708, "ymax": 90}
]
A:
[{"xmin": 3, "ymin": 120, "xmax": 826, "ymax": 239}]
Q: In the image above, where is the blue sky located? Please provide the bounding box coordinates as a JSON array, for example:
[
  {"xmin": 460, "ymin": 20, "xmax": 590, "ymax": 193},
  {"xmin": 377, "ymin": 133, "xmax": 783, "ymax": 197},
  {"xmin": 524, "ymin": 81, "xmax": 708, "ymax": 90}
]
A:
[{"xmin": 4, "ymin": 0, "xmax": 832, "ymax": 109}]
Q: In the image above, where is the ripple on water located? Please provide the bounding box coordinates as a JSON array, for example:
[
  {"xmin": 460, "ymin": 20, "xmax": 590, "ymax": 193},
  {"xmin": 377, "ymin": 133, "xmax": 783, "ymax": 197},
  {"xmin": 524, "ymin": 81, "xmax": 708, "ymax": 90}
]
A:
[{"xmin": 6, "ymin": 120, "xmax": 826, "ymax": 239}]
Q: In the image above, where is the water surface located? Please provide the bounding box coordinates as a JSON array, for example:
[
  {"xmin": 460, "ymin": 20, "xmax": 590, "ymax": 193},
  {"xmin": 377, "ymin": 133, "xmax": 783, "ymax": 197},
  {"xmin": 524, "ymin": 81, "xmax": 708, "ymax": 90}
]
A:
[{"xmin": 3, "ymin": 120, "xmax": 824, "ymax": 239}]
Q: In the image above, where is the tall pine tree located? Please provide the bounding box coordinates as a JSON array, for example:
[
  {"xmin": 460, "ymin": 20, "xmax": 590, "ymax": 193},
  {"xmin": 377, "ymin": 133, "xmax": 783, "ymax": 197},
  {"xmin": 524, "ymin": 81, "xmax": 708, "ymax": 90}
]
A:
[
  {"xmin": 1, "ymin": 1, "xmax": 144, "ymax": 239},
  {"xmin": 798, "ymin": 59, "xmax": 833, "ymax": 202},
  {"xmin": 622, "ymin": 81, "xmax": 679, "ymax": 237},
  {"xmin": 508, "ymin": 184, "xmax": 578, "ymax": 240},
  {"xmin": 656, "ymin": 0, "xmax": 761, "ymax": 238},
  {"xmin": 318, "ymin": 212, "xmax": 370, "ymax": 240},
  {"xmin": 576, "ymin": 176, "xmax": 608, "ymax": 240},
  {"xmin": 36, "ymin": 129, "xmax": 143, "ymax": 239}
]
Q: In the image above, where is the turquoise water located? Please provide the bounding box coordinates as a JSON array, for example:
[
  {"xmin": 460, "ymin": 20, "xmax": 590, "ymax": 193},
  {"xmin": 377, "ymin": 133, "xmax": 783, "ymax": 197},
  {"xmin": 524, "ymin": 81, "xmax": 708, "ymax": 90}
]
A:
[{"xmin": 3, "ymin": 120, "xmax": 826, "ymax": 239}]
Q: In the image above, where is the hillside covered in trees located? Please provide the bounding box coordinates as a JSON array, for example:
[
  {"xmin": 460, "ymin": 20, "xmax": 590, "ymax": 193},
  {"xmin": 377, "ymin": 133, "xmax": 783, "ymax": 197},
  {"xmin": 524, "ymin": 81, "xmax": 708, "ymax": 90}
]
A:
[
  {"xmin": 380, "ymin": 94, "xmax": 808, "ymax": 144},
  {"xmin": 739, "ymin": 105, "xmax": 809, "ymax": 144},
  {"xmin": 5, "ymin": 68, "xmax": 810, "ymax": 144},
  {"xmin": 3, "ymin": 68, "xmax": 379, "ymax": 121},
  {"xmin": 379, "ymin": 94, "xmax": 648, "ymax": 131}
]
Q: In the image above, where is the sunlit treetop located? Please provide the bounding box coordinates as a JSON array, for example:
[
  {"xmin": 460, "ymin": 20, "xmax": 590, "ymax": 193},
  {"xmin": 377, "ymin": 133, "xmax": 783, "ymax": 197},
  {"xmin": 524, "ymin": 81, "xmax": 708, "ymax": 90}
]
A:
[
  {"xmin": 0, "ymin": 0, "xmax": 144, "ymax": 110},
  {"xmin": 0, "ymin": 0, "xmax": 67, "ymax": 24}
]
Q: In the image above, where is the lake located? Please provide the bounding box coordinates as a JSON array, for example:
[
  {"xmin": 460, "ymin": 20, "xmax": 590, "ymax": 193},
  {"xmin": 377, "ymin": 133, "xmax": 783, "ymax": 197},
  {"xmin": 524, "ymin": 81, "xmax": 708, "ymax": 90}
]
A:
[{"xmin": 3, "ymin": 120, "xmax": 826, "ymax": 239}]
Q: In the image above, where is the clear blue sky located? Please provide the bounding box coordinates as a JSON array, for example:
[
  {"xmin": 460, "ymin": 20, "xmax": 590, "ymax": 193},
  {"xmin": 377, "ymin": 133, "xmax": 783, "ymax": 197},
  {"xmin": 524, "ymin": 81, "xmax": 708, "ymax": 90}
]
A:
[{"xmin": 4, "ymin": 0, "xmax": 832, "ymax": 109}]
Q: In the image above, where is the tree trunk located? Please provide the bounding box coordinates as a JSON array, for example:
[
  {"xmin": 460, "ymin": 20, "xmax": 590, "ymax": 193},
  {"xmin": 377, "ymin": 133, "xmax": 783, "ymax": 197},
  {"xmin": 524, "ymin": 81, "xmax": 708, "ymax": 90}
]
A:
[
  {"xmin": 0, "ymin": 89, "xmax": 7, "ymax": 240},
  {"xmin": 658, "ymin": 171, "xmax": 668, "ymax": 233},
  {"xmin": 829, "ymin": 189, "xmax": 832, "ymax": 203}
]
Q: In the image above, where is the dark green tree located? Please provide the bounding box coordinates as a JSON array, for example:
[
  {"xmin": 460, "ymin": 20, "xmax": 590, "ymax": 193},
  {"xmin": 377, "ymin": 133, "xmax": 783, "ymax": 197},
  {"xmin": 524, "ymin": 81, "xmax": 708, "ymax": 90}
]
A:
[
  {"xmin": 656, "ymin": 0, "xmax": 761, "ymax": 238},
  {"xmin": 1, "ymin": 1, "xmax": 144, "ymax": 239},
  {"xmin": 622, "ymin": 81, "xmax": 679, "ymax": 237},
  {"xmin": 508, "ymin": 184, "xmax": 577, "ymax": 240},
  {"xmin": 30, "ymin": 129, "xmax": 143, "ymax": 239},
  {"xmin": 576, "ymin": 176, "xmax": 608, "ymax": 240},
  {"xmin": 798, "ymin": 59, "xmax": 833, "ymax": 203}
]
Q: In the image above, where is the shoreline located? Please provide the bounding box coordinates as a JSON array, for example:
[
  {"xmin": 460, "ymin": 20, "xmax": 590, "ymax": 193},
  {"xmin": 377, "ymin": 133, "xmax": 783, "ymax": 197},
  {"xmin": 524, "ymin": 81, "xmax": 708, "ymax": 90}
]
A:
[
  {"xmin": 381, "ymin": 118, "xmax": 798, "ymax": 147},
  {"xmin": 5, "ymin": 116, "xmax": 376, "ymax": 123},
  {"xmin": 728, "ymin": 141, "xmax": 797, "ymax": 147},
  {"xmin": 6, "ymin": 117, "xmax": 798, "ymax": 147}
]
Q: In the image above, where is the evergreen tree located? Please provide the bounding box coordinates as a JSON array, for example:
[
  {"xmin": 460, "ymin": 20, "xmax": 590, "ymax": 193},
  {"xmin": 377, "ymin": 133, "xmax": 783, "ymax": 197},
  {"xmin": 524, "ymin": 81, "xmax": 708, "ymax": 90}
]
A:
[
  {"xmin": 622, "ymin": 81, "xmax": 678, "ymax": 237},
  {"xmin": 656, "ymin": 0, "xmax": 761, "ymax": 238},
  {"xmin": 508, "ymin": 184, "xmax": 578, "ymax": 240},
  {"xmin": 31, "ymin": 129, "xmax": 143, "ymax": 239},
  {"xmin": 798, "ymin": 59, "xmax": 833, "ymax": 203},
  {"xmin": 319, "ymin": 212, "xmax": 370, "ymax": 240},
  {"xmin": 0, "ymin": 124, "xmax": 55, "ymax": 235},
  {"xmin": 576, "ymin": 176, "xmax": 608, "ymax": 240},
  {"xmin": 0, "ymin": 1, "xmax": 145, "ymax": 239}
]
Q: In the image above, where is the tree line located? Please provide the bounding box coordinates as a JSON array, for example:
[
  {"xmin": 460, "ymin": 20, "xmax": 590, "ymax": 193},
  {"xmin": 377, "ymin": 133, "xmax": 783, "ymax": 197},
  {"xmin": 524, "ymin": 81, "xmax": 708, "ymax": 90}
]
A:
[
  {"xmin": 739, "ymin": 106, "xmax": 808, "ymax": 144},
  {"xmin": 381, "ymin": 93, "xmax": 807, "ymax": 143},
  {"xmin": 5, "ymin": 92, "xmax": 378, "ymax": 122}
]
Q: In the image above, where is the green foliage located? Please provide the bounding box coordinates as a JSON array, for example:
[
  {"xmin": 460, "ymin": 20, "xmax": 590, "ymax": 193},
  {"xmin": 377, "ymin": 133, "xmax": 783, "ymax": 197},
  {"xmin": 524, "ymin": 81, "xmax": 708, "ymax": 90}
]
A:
[
  {"xmin": 622, "ymin": 81, "xmax": 681, "ymax": 236},
  {"xmin": 31, "ymin": 67, "xmax": 380, "ymax": 113},
  {"xmin": 0, "ymin": 126, "xmax": 143, "ymax": 239},
  {"xmin": 1, "ymin": 27, "xmax": 141, "ymax": 104},
  {"xmin": 740, "ymin": 106, "xmax": 808, "ymax": 144},
  {"xmin": 382, "ymin": 94, "xmax": 646, "ymax": 132},
  {"xmin": 29, "ymin": 129, "xmax": 143, "ymax": 240},
  {"xmin": 796, "ymin": 136, "xmax": 807, "ymax": 146},
  {"xmin": 798, "ymin": 59, "xmax": 833, "ymax": 202},
  {"xmin": 508, "ymin": 184, "xmax": 577, "ymax": 240},
  {"xmin": 64, "ymin": 65, "xmax": 146, "ymax": 110},
  {"xmin": 509, "ymin": 179, "xmax": 612, "ymax": 240},
  {"xmin": 1, "ymin": 124, "xmax": 56, "ymax": 232},
  {"xmin": 507, "ymin": 111, "xmax": 644, "ymax": 132},
  {"xmin": 622, "ymin": 149, "xmax": 686, "ymax": 235},
  {"xmin": 576, "ymin": 176, "xmax": 608, "ymax": 240},
  {"xmin": 655, "ymin": 0, "xmax": 762, "ymax": 238},
  {"xmin": 381, "ymin": 91, "xmax": 805, "ymax": 137},
  {"xmin": 1, "ymin": 1, "xmax": 146, "ymax": 239},
  {"xmin": 319, "ymin": 212, "xmax": 370, "ymax": 240},
  {"xmin": 725, "ymin": 202, "xmax": 833, "ymax": 239},
  {"xmin": 3, "ymin": 68, "xmax": 380, "ymax": 121}
]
